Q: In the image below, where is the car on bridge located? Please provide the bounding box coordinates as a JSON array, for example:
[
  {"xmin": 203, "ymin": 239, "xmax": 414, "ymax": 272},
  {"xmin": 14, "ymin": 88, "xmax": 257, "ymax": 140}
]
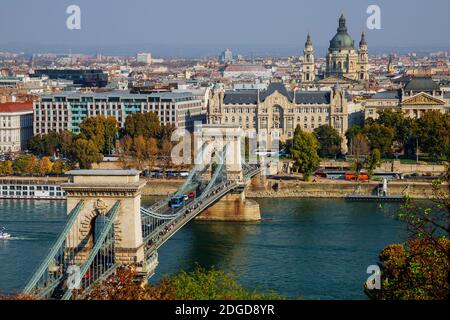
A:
[{"xmin": 169, "ymin": 195, "xmax": 185, "ymax": 208}]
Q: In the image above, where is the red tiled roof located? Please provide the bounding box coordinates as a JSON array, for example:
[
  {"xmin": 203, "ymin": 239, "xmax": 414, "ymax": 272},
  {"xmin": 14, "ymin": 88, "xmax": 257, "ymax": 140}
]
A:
[
  {"xmin": 224, "ymin": 64, "xmax": 267, "ymax": 72},
  {"xmin": 0, "ymin": 101, "xmax": 33, "ymax": 113}
]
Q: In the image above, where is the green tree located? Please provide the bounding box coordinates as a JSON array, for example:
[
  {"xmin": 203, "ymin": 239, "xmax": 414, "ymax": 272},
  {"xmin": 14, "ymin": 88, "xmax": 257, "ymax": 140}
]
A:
[
  {"xmin": 374, "ymin": 110, "xmax": 421, "ymax": 157},
  {"xmin": 86, "ymin": 265, "xmax": 283, "ymax": 300},
  {"xmin": 345, "ymin": 125, "xmax": 364, "ymax": 151},
  {"xmin": 364, "ymin": 123, "xmax": 395, "ymax": 155},
  {"xmin": 416, "ymin": 111, "xmax": 450, "ymax": 161},
  {"xmin": 313, "ymin": 124, "xmax": 343, "ymax": 158},
  {"xmin": 124, "ymin": 112, "xmax": 161, "ymax": 139},
  {"xmin": 13, "ymin": 155, "xmax": 36, "ymax": 175},
  {"xmin": 364, "ymin": 148, "xmax": 381, "ymax": 177},
  {"xmin": 103, "ymin": 117, "xmax": 118, "ymax": 155},
  {"xmin": 69, "ymin": 138, "xmax": 103, "ymax": 169},
  {"xmin": 291, "ymin": 125, "xmax": 320, "ymax": 181},
  {"xmin": 79, "ymin": 116, "xmax": 106, "ymax": 152}
]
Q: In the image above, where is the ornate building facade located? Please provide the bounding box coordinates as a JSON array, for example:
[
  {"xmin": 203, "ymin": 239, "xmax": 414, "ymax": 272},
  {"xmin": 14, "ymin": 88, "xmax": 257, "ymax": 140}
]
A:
[
  {"xmin": 325, "ymin": 14, "xmax": 369, "ymax": 81},
  {"xmin": 208, "ymin": 82, "xmax": 349, "ymax": 149},
  {"xmin": 364, "ymin": 77, "xmax": 450, "ymax": 119}
]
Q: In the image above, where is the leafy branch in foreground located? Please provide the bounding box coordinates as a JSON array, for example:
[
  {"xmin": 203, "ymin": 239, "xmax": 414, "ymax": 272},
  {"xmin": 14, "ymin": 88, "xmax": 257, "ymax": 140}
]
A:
[
  {"xmin": 86, "ymin": 264, "xmax": 283, "ymax": 300},
  {"xmin": 365, "ymin": 178, "xmax": 450, "ymax": 300}
]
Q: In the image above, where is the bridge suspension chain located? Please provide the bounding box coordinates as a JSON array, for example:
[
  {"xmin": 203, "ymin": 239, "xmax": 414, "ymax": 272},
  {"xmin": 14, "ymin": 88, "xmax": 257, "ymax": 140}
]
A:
[
  {"xmin": 62, "ymin": 200, "xmax": 121, "ymax": 300},
  {"xmin": 22, "ymin": 200, "xmax": 85, "ymax": 297}
]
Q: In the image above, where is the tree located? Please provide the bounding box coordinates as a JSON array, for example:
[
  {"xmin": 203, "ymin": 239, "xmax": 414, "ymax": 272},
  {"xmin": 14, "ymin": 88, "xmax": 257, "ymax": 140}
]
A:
[
  {"xmin": 80, "ymin": 116, "xmax": 106, "ymax": 152},
  {"xmin": 69, "ymin": 138, "xmax": 103, "ymax": 169},
  {"xmin": 0, "ymin": 160, "xmax": 13, "ymax": 175},
  {"xmin": 86, "ymin": 265, "xmax": 283, "ymax": 300},
  {"xmin": 366, "ymin": 239, "xmax": 449, "ymax": 300},
  {"xmin": 13, "ymin": 155, "xmax": 32, "ymax": 174},
  {"xmin": 158, "ymin": 124, "xmax": 176, "ymax": 142},
  {"xmin": 345, "ymin": 125, "xmax": 364, "ymax": 151},
  {"xmin": 416, "ymin": 111, "xmax": 450, "ymax": 161},
  {"xmin": 35, "ymin": 157, "xmax": 53, "ymax": 176},
  {"xmin": 364, "ymin": 148, "xmax": 381, "ymax": 177},
  {"xmin": 350, "ymin": 133, "xmax": 370, "ymax": 173},
  {"xmin": 366, "ymin": 178, "xmax": 450, "ymax": 300},
  {"xmin": 160, "ymin": 139, "xmax": 173, "ymax": 169},
  {"xmin": 376, "ymin": 110, "xmax": 414, "ymax": 151},
  {"xmin": 51, "ymin": 160, "xmax": 67, "ymax": 175},
  {"xmin": 124, "ymin": 112, "xmax": 161, "ymax": 139},
  {"xmin": 364, "ymin": 123, "xmax": 395, "ymax": 155},
  {"xmin": 24, "ymin": 156, "xmax": 38, "ymax": 175},
  {"xmin": 119, "ymin": 135, "xmax": 134, "ymax": 168},
  {"xmin": 13, "ymin": 155, "xmax": 37, "ymax": 175},
  {"xmin": 28, "ymin": 131, "xmax": 60, "ymax": 156},
  {"xmin": 146, "ymin": 138, "xmax": 158, "ymax": 169},
  {"xmin": 313, "ymin": 125, "xmax": 343, "ymax": 158},
  {"xmin": 104, "ymin": 116, "xmax": 118, "ymax": 155},
  {"xmin": 290, "ymin": 125, "xmax": 320, "ymax": 181},
  {"xmin": 132, "ymin": 135, "xmax": 147, "ymax": 170}
]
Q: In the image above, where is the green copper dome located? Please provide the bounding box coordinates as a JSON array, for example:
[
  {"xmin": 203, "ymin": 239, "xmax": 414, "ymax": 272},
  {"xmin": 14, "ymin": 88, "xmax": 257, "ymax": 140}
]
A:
[{"xmin": 329, "ymin": 14, "xmax": 355, "ymax": 50}]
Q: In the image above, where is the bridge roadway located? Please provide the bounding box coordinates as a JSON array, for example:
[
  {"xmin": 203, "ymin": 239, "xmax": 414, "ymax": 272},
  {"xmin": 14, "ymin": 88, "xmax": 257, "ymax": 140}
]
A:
[{"xmin": 141, "ymin": 166, "xmax": 261, "ymax": 260}]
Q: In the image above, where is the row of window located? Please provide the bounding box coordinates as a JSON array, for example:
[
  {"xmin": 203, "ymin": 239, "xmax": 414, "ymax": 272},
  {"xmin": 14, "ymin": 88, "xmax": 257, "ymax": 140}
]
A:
[
  {"xmin": 1, "ymin": 191, "xmax": 65, "ymax": 197},
  {"xmin": 222, "ymin": 107, "xmax": 331, "ymax": 114},
  {"xmin": 1, "ymin": 185, "xmax": 62, "ymax": 191},
  {"xmin": 221, "ymin": 115, "xmax": 330, "ymax": 123}
]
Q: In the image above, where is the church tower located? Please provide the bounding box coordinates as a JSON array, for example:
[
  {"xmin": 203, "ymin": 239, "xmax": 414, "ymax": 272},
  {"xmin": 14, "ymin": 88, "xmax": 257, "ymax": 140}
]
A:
[
  {"xmin": 302, "ymin": 33, "xmax": 315, "ymax": 82},
  {"xmin": 357, "ymin": 32, "xmax": 369, "ymax": 81},
  {"xmin": 387, "ymin": 54, "xmax": 395, "ymax": 75}
]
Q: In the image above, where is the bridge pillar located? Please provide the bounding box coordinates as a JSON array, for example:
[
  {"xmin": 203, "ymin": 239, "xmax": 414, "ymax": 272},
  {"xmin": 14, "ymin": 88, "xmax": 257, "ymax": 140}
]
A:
[
  {"xmin": 62, "ymin": 170, "xmax": 147, "ymax": 267},
  {"xmin": 197, "ymin": 190, "xmax": 261, "ymax": 222},
  {"xmin": 200, "ymin": 124, "xmax": 243, "ymax": 183}
]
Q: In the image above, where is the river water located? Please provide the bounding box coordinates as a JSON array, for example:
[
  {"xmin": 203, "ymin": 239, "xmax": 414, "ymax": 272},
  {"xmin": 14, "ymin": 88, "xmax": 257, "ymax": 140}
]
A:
[{"xmin": 0, "ymin": 198, "xmax": 406, "ymax": 299}]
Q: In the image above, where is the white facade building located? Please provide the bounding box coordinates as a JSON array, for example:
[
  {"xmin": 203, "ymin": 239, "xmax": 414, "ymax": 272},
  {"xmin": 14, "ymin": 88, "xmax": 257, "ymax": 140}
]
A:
[{"xmin": 0, "ymin": 101, "xmax": 34, "ymax": 152}]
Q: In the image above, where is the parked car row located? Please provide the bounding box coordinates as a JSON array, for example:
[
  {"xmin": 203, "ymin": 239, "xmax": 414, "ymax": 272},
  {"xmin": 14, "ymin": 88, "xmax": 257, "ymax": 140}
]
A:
[{"xmin": 140, "ymin": 169, "xmax": 190, "ymax": 179}]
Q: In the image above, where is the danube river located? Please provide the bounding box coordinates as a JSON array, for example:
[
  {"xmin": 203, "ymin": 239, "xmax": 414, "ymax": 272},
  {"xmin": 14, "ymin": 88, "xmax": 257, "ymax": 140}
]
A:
[{"xmin": 0, "ymin": 198, "xmax": 406, "ymax": 299}]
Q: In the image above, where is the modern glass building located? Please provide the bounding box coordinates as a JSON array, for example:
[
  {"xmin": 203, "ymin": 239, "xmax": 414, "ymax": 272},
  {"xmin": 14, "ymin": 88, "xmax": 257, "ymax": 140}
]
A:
[
  {"xmin": 32, "ymin": 69, "xmax": 109, "ymax": 87},
  {"xmin": 33, "ymin": 91, "xmax": 205, "ymax": 135}
]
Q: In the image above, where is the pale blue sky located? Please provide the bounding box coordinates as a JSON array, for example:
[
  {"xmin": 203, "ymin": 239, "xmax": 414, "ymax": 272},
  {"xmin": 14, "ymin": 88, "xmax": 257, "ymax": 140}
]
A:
[{"xmin": 1, "ymin": 0, "xmax": 449, "ymax": 56}]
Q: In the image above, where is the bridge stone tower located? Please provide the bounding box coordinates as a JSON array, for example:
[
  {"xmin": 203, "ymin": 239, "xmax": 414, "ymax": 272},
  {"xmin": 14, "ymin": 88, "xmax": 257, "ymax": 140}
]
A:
[
  {"xmin": 62, "ymin": 170, "xmax": 151, "ymax": 274},
  {"xmin": 197, "ymin": 124, "xmax": 260, "ymax": 221},
  {"xmin": 200, "ymin": 124, "xmax": 244, "ymax": 183}
]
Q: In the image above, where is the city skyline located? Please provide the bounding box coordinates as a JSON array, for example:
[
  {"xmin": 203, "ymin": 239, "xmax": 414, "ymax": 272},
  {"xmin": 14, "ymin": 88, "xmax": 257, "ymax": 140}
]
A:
[{"xmin": 1, "ymin": 0, "xmax": 450, "ymax": 57}]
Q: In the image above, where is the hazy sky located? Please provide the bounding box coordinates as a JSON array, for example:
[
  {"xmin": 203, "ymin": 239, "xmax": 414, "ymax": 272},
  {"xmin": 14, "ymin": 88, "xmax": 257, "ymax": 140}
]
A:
[{"xmin": 1, "ymin": 0, "xmax": 449, "ymax": 56}]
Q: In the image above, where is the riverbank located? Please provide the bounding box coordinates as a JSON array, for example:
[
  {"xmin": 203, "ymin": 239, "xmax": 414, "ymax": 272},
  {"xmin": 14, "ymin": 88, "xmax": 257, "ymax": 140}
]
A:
[
  {"xmin": 1, "ymin": 175, "xmax": 447, "ymax": 199},
  {"xmin": 141, "ymin": 178, "xmax": 448, "ymax": 199},
  {"xmin": 246, "ymin": 178, "xmax": 448, "ymax": 199}
]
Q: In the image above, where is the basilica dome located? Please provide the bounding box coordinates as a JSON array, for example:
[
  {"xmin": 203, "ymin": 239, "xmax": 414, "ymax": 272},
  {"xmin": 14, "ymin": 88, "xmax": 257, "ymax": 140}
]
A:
[{"xmin": 329, "ymin": 14, "xmax": 355, "ymax": 50}]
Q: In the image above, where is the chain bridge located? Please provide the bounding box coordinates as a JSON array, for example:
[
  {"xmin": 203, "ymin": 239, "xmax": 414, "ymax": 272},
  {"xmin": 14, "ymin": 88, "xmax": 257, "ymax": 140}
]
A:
[{"xmin": 22, "ymin": 125, "xmax": 263, "ymax": 300}]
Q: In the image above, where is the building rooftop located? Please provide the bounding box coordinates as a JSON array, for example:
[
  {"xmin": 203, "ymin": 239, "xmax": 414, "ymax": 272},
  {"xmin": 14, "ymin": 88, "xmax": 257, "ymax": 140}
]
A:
[
  {"xmin": 260, "ymin": 83, "xmax": 293, "ymax": 102},
  {"xmin": 42, "ymin": 91, "xmax": 194, "ymax": 100},
  {"xmin": 0, "ymin": 101, "xmax": 33, "ymax": 113},
  {"xmin": 369, "ymin": 90, "xmax": 401, "ymax": 100},
  {"xmin": 223, "ymin": 90, "xmax": 258, "ymax": 104},
  {"xmin": 404, "ymin": 77, "xmax": 440, "ymax": 92},
  {"xmin": 224, "ymin": 64, "xmax": 268, "ymax": 72},
  {"xmin": 66, "ymin": 169, "xmax": 141, "ymax": 176},
  {"xmin": 294, "ymin": 91, "xmax": 331, "ymax": 104}
]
